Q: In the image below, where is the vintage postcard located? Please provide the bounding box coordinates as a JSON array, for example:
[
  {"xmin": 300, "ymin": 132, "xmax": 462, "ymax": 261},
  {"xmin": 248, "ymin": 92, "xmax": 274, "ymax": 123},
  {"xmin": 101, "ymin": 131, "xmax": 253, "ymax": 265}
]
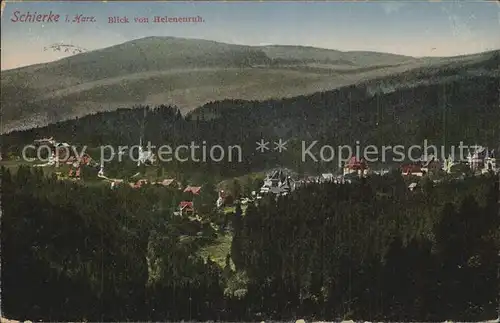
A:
[{"xmin": 1, "ymin": 0, "xmax": 499, "ymax": 322}]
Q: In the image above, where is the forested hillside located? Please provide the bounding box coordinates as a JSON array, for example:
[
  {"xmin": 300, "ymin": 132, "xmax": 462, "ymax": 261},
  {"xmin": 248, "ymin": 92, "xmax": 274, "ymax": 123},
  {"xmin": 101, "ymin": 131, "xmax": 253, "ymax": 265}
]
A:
[
  {"xmin": 2, "ymin": 36, "xmax": 497, "ymax": 133},
  {"xmin": 2, "ymin": 69, "xmax": 499, "ymax": 177},
  {"xmin": 2, "ymin": 166, "xmax": 498, "ymax": 321},
  {"xmin": 0, "ymin": 36, "xmax": 416, "ymax": 132}
]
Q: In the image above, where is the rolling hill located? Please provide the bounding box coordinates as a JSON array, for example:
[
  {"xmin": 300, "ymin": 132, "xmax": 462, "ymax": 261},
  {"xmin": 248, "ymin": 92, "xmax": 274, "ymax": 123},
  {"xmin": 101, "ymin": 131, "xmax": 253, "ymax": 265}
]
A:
[
  {"xmin": 4, "ymin": 36, "xmax": 497, "ymax": 134},
  {"xmin": 2, "ymin": 49, "xmax": 499, "ymax": 170}
]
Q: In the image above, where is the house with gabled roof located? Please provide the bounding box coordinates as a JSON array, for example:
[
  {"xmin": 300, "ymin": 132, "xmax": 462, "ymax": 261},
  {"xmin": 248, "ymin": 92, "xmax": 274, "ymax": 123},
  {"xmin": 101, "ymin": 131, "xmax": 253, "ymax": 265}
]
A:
[
  {"xmin": 130, "ymin": 179, "xmax": 149, "ymax": 189},
  {"xmin": 343, "ymin": 157, "xmax": 368, "ymax": 176},
  {"xmin": 179, "ymin": 201, "xmax": 195, "ymax": 215},
  {"xmin": 183, "ymin": 185, "xmax": 202, "ymax": 195},
  {"xmin": 153, "ymin": 178, "xmax": 180, "ymax": 188},
  {"xmin": 161, "ymin": 178, "xmax": 176, "ymax": 186}
]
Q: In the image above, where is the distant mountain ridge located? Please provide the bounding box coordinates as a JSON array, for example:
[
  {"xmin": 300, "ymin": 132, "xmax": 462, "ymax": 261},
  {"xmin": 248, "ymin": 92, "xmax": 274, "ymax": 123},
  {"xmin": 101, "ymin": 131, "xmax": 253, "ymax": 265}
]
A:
[{"xmin": 1, "ymin": 36, "xmax": 498, "ymax": 133}]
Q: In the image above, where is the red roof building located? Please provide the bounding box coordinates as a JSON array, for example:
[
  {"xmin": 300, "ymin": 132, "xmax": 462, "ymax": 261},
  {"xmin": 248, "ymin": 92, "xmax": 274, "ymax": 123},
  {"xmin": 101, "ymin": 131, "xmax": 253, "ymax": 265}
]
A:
[
  {"xmin": 346, "ymin": 157, "xmax": 367, "ymax": 169},
  {"xmin": 183, "ymin": 186, "xmax": 201, "ymax": 195},
  {"xmin": 179, "ymin": 201, "xmax": 194, "ymax": 214},
  {"xmin": 130, "ymin": 179, "xmax": 149, "ymax": 188},
  {"xmin": 343, "ymin": 157, "xmax": 367, "ymax": 176}
]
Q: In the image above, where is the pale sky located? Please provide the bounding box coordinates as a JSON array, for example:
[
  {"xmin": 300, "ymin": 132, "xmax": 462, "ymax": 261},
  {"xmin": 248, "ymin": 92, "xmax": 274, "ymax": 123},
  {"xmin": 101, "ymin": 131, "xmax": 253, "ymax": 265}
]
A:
[{"xmin": 1, "ymin": 1, "xmax": 500, "ymax": 70}]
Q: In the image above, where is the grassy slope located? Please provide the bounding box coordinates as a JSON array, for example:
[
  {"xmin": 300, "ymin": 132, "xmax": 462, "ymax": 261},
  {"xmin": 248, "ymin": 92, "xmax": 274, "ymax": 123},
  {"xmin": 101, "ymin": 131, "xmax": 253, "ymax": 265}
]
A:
[
  {"xmin": 2, "ymin": 36, "xmax": 498, "ymax": 134},
  {"xmin": 1, "ymin": 36, "xmax": 449, "ymax": 133},
  {"xmin": 197, "ymin": 233, "xmax": 233, "ymax": 268}
]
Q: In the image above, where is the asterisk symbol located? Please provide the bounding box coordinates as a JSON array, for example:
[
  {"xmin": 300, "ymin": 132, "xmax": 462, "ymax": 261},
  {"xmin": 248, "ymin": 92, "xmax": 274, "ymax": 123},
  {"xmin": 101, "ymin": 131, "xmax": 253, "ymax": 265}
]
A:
[
  {"xmin": 274, "ymin": 139, "xmax": 288, "ymax": 153},
  {"xmin": 255, "ymin": 139, "xmax": 269, "ymax": 153}
]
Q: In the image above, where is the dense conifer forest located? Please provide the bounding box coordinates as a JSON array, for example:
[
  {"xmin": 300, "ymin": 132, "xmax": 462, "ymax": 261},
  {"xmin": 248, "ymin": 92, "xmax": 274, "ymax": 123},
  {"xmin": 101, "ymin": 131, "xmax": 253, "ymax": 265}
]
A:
[{"xmin": 1, "ymin": 166, "xmax": 499, "ymax": 321}]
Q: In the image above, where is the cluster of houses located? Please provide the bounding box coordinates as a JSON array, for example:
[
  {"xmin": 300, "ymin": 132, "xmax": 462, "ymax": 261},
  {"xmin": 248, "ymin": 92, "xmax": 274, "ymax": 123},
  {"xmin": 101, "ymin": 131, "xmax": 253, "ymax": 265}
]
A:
[
  {"xmin": 24, "ymin": 137, "xmax": 499, "ymax": 215},
  {"xmin": 31, "ymin": 137, "xmax": 106, "ymax": 180},
  {"xmin": 401, "ymin": 146, "xmax": 497, "ymax": 177},
  {"xmin": 121, "ymin": 178, "xmax": 181, "ymax": 189},
  {"xmin": 256, "ymin": 146, "xmax": 498, "ymax": 198},
  {"xmin": 177, "ymin": 185, "xmax": 201, "ymax": 215},
  {"xmin": 116, "ymin": 178, "xmax": 202, "ymax": 215},
  {"xmin": 251, "ymin": 159, "xmax": 369, "ymax": 200},
  {"xmin": 114, "ymin": 178, "xmax": 202, "ymax": 215},
  {"xmin": 400, "ymin": 147, "xmax": 497, "ymax": 191},
  {"xmin": 99, "ymin": 145, "xmax": 499, "ymax": 218},
  {"xmin": 31, "ymin": 136, "xmax": 156, "ymax": 180}
]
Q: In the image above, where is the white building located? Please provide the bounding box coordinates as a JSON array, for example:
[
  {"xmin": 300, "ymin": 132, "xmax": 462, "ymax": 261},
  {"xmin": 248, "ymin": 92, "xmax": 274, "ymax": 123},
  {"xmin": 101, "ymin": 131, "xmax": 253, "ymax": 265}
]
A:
[
  {"xmin": 321, "ymin": 173, "xmax": 334, "ymax": 182},
  {"xmin": 467, "ymin": 146, "xmax": 497, "ymax": 174}
]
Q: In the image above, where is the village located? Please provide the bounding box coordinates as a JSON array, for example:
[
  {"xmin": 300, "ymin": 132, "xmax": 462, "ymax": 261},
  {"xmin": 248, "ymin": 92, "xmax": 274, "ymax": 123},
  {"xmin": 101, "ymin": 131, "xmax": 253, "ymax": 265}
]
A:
[{"xmin": 2, "ymin": 135, "xmax": 497, "ymax": 218}]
